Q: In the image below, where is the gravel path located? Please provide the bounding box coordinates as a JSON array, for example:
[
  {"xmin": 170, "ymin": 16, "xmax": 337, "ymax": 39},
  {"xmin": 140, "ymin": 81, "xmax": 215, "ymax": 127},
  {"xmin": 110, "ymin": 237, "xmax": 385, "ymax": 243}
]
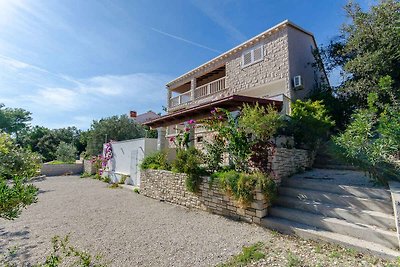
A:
[{"xmin": 0, "ymin": 176, "xmax": 272, "ymax": 266}]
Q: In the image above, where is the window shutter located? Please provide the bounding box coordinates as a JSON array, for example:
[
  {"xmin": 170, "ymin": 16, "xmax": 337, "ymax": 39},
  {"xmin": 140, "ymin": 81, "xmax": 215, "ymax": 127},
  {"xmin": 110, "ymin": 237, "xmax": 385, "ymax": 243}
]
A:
[
  {"xmin": 243, "ymin": 51, "xmax": 252, "ymax": 66},
  {"xmin": 253, "ymin": 46, "xmax": 263, "ymax": 62}
]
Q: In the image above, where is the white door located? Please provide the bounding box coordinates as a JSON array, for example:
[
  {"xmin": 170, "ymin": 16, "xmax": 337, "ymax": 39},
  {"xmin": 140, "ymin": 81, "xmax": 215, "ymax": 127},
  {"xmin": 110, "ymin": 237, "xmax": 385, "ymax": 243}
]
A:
[{"xmin": 130, "ymin": 150, "xmax": 138, "ymax": 185}]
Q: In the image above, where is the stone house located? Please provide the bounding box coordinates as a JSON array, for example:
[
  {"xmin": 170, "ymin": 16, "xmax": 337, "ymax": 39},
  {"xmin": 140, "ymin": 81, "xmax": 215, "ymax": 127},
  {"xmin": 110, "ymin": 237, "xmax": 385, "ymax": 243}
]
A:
[{"xmin": 144, "ymin": 20, "xmax": 327, "ymax": 151}]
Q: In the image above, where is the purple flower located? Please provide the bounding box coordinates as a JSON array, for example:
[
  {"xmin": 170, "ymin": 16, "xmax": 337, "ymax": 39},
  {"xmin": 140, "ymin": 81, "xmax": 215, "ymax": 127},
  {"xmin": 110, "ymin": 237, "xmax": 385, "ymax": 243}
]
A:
[
  {"xmin": 188, "ymin": 119, "xmax": 196, "ymax": 124},
  {"xmin": 169, "ymin": 137, "xmax": 175, "ymax": 142},
  {"xmin": 185, "ymin": 127, "xmax": 190, "ymax": 132}
]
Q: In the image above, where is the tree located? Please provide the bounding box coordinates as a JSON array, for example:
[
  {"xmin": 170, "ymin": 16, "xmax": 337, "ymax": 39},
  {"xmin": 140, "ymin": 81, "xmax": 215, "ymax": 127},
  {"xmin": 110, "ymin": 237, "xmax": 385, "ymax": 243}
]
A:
[
  {"xmin": 85, "ymin": 115, "xmax": 152, "ymax": 156},
  {"xmin": 17, "ymin": 126, "xmax": 86, "ymax": 162},
  {"xmin": 0, "ymin": 131, "xmax": 39, "ymax": 220},
  {"xmin": 320, "ymin": 0, "xmax": 400, "ymax": 106},
  {"xmin": 56, "ymin": 142, "xmax": 78, "ymax": 163},
  {"xmin": 0, "ymin": 104, "xmax": 32, "ymax": 136}
]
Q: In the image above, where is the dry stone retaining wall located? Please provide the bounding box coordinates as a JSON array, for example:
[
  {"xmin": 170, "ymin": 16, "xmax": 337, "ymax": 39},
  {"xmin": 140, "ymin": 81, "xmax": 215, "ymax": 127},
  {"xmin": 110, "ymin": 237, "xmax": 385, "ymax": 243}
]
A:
[
  {"xmin": 140, "ymin": 170, "xmax": 268, "ymax": 224},
  {"xmin": 140, "ymin": 148, "xmax": 312, "ymax": 223}
]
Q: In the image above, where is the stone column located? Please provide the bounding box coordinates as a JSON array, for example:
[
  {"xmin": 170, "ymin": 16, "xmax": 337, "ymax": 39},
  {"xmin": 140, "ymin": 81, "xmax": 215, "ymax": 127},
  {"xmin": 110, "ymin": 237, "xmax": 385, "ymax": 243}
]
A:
[
  {"xmin": 157, "ymin": 127, "xmax": 166, "ymax": 151},
  {"xmin": 189, "ymin": 126, "xmax": 195, "ymax": 148},
  {"xmin": 167, "ymin": 88, "xmax": 172, "ymax": 110},
  {"xmin": 190, "ymin": 78, "xmax": 196, "ymax": 101}
]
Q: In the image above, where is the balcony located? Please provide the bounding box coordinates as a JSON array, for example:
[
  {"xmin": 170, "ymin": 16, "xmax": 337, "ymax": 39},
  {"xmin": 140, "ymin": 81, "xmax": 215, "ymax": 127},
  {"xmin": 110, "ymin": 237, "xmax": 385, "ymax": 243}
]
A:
[{"xmin": 169, "ymin": 77, "xmax": 227, "ymax": 109}]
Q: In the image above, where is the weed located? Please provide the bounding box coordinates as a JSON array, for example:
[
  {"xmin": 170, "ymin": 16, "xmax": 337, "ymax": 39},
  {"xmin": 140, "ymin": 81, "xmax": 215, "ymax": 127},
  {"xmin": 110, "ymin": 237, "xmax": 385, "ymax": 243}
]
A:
[
  {"xmin": 329, "ymin": 250, "xmax": 341, "ymax": 259},
  {"xmin": 286, "ymin": 252, "xmax": 302, "ymax": 267},
  {"xmin": 133, "ymin": 188, "xmax": 140, "ymax": 194},
  {"xmin": 217, "ymin": 242, "xmax": 265, "ymax": 267},
  {"xmin": 80, "ymin": 172, "xmax": 92, "ymax": 178},
  {"xmin": 108, "ymin": 183, "xmax": 120, "ymax": 189}
]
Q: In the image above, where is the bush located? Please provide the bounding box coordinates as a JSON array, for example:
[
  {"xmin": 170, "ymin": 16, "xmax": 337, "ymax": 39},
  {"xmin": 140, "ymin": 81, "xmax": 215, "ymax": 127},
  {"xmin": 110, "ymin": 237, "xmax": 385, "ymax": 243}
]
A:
[
  {"xmin": 0, "ymin": 132, "xmax": 41, "ymax": 180},
  {"xmin": 334, "ymin": 89, "xmax": 400, "ymax": 184},
  {"xmin": 55, "ymin": 142, "xmax": 77, "ymax": 163},
  {"xmin": 215, "ymin": 170, "xmax": 277, "ymax": 207},
  {"xmin": 140, "ymin": 151, "xmax": 171, "ymax": 170},
  {"xmin": 172, "ymin": 147, "xmax": 206, "ymax": 192},
  {"xmin": 204, "ymin": 135, "xmax": 225, "ymax": 173},
  {"xmin": 288, "ymin": 100, "xmax": 335, "ymax": 150},
  {"xmin": 0, "ymin": 177, "xmax": 38, "ymax": 220}
]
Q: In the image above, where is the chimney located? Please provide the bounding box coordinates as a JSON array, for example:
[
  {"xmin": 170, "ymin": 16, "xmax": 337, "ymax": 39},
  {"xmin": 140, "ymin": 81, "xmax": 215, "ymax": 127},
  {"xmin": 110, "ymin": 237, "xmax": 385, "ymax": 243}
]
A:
[{"xmin": 129, "ymin": 110, "xmax": 137, "ymax": 118}]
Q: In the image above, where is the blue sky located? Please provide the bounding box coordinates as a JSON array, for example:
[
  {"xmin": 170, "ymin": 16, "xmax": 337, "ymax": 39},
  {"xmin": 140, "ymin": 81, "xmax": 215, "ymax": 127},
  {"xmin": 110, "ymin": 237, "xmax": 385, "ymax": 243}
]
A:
[{"xmin": 0, "ymin": 0, "xmax": 372, "ymax": 129}]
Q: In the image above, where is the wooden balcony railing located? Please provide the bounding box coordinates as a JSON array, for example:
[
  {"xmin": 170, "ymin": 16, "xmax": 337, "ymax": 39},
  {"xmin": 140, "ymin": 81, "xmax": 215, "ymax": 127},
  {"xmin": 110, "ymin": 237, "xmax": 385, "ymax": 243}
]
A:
[{"xmin": 169, "ymin": 77, "xmax": 226, "ymax": 108}]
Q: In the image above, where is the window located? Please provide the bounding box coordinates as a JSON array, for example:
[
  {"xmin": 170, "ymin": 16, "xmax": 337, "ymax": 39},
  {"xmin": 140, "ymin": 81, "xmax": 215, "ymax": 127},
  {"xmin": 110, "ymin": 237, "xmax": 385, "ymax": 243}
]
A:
[{"xmin": 242, "ymin": 44, "xmax": 264, "ymax": 68}]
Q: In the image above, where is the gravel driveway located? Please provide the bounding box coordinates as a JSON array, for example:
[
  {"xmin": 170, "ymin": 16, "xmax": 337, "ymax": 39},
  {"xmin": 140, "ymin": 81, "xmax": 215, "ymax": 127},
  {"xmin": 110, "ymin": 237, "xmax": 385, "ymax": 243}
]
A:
[{"xmin": 0, "ymin": 176, "xmax": 272, "ymax": 266}]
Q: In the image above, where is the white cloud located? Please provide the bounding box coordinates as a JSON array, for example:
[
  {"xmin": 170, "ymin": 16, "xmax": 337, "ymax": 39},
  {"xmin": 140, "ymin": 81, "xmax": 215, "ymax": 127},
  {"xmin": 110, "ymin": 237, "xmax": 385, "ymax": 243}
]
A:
[{"xmin": 0, "ymin": 54, "xmax": 172, "ymax": 129}]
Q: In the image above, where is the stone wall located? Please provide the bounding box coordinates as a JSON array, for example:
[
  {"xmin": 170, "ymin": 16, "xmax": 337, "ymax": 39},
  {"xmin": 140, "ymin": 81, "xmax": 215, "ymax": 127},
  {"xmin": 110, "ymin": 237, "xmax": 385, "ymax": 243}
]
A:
[
  {"xmin": 140, "ymin": 170, "xmax": 269, "ymax": 224},
  {"xmin": 271, "ymin": 148, "xmax": 313, "ymax": 184},
  {"xmin": 41, "ymin": 163, "xmax": 83, "ymax": 176},
  {"xmin": 83, "ymin": 160, "xmax": 96, "ymax": 174}
]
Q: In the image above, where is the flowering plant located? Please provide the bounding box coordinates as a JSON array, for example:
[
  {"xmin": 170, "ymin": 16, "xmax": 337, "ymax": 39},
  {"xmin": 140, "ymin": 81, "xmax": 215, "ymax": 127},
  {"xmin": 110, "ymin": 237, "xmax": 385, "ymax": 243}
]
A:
[{"xmin": 170, "ymin": 120, "xmax": 196, "ymax": 150}]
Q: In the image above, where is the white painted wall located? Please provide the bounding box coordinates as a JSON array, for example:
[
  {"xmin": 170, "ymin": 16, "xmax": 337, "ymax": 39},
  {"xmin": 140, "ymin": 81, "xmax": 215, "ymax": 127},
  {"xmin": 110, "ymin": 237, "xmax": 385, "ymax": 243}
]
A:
[{"xmin": 105, "ymin": 138, "xmax": 157, "ymax": 185}]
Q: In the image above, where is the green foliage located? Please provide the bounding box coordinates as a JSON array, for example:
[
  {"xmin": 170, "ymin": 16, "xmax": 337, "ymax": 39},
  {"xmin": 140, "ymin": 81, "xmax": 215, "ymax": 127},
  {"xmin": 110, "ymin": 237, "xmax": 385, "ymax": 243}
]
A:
[
  {"xmin": 288, "ymin": 100, "xmax": 335, "ymax": 149},
  {"xmin": 34, "ymin": 235, "xmax": 107, "ymax": 267},
  {"xmin": 86, "ymin": 115, "xmax": 153, "ymax": 156},
  {"xmin": 172, "ymin": 147, "xmax": 205, "ymax": 192},
  {"xmin": 215, "ymin": 170, "xmax": 276, "ymax": 207},
  {"xmin": 140, "ymin": 151, "xmax": 171, "ymax": 170},
  {"xmin": 217, "ymin": 242, "xmax": 265, "ymax": 267},
  {"xmin": 239, "ymin": 103, "xmax": 283, "ymax": 140},
  {"xmin": 17, "ymin": 126, "xmax": 85, "ymax": 162},
  {"xmin": 133, "ymin": 187, "xmax": 140, "ymax": 194},
  {"xmin": 80, "ymin": 172, "xmax": 92, "ymax": 178},
  {"xmin": 286, "ymin": 252, "xmax": 303, "ymax": 267},
  {"xmin": 0, "ymin": 104, "xmax": 32, "ymax": 135},
  {"xmin": 102, "ymin": 176, "xmax": 111, "ymax": 183},
  {"xmin": 55, "ymin": 142, "xmax": 77, "ymax": 163},
  {"xmin": 0, "ymin": 132, "xmax": 41, "ymax": 180},
  {"xmin": 203, "ymin": 108, "xmax": 251, "ymax": 172},
  {"xmin": 204, "ymin": 135, "xmax": 225, "ymax": 173},
  {"xmin": 108, "ymin": 183, "xmax": 120, "ymax": 189},
  {"xmin": 203, "ymin": 105, "xmax": 283, "ymax": 174},
  {"xmin": 0, "ymin": 177, "xmax": 38, "ymax": 220},
  {"xmin": 119, "ymin": 175, "xmax": 128, "ymax": 184},
  {"xmin": 320, "ymin": 0, "xmax": 400, "ymax": 105},
  {"xmin": 334, "ymin": 87, "xmax": 400, "ymax": 184}
]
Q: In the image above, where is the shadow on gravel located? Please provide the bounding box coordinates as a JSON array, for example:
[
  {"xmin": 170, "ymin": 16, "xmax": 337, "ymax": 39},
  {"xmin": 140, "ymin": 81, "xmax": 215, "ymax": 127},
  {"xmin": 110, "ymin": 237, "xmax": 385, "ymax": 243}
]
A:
[
  {"xmin": 0, "ymin": 226, "xmax": 37, "ymax": 262},
  {"xmin": 37, "ymin": 189, "xmax": 55, "ymax": 195}
]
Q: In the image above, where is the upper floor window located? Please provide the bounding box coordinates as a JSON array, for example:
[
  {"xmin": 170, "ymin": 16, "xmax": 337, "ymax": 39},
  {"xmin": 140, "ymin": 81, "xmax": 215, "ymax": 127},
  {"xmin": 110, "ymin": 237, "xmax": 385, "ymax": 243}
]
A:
[{"xmin": 241, "ymin": 44, "xmax": 264, "ymax": 68}]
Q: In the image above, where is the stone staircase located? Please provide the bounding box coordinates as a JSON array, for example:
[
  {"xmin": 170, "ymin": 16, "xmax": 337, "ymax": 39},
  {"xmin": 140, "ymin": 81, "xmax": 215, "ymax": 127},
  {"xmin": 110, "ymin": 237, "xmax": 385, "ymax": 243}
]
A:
[{"xmin": 262, "ymin": 169, "xmax": 400, "ymax": 259}]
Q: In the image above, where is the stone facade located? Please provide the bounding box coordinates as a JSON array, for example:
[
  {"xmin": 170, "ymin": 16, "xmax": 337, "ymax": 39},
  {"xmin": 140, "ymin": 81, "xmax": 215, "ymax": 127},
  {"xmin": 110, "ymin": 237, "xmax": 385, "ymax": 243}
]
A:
[
  {"xmin": 41, "ymin": 163, "xmax": 83, "ymax": 176},
  {"xmin": 226, "ymin": 28, "xmax": 290, "ymax": 96},
  {"xmin": 140, "ymin": 170, "xmax": 269, "ymax": 224}
]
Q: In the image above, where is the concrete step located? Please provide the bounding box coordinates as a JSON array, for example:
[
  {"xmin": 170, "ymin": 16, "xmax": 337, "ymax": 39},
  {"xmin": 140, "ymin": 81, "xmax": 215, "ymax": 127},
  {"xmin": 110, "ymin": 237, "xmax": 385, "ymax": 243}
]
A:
[
  {"xmin": 269, "ymin": 207, "xmax": 398, "ymax": 249},
  {"xmin": 261, "ymin": 216, "xmax": 400, "ymax": 260},
  {"xmin": 275, "ymin": 195, "xmax": 395, "ymax": 230},
  {"xmin": 313, "ymin": 164, "xmax": 359, "ymax": 170},
  {"xmin": 279, "ymin": 187, "xmax": 393, "ymax": 213},
  {"xmin": 282, "ymin": 179, "xmax": 391, "ymax": 200}
]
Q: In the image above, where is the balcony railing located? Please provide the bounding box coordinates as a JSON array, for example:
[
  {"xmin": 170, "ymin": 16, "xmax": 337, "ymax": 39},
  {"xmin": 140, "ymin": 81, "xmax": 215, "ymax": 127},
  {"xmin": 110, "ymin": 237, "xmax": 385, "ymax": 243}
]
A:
[{"xmin": 169, "ymin": 77, "xmax": 226, "ymax": 109}]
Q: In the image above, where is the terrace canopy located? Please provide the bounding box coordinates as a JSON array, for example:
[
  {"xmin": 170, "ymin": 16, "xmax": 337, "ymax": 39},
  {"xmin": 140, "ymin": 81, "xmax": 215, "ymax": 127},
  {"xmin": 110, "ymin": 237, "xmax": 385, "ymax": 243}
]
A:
[{"xmin": 143, "ymin": 95, "xmax": 282, "ymax": 128}]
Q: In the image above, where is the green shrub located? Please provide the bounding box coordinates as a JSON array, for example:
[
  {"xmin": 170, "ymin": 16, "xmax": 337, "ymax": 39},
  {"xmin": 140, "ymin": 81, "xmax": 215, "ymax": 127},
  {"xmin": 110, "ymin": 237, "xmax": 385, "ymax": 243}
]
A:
[
  {"xmin": 288, "ymin": 100, "xmax": 335, "ymax": 150},
  {"xmin": 0, "ymin": 132, "xmax": 41, "ymax": 180},
  {"xmin": 204, "ymin": 135, "xmax": 225, "ymax": 173},
  {"xmin": 334, "ymin": 89, "xmax": 400, "ymax": 184},
  {"xmin": 215, "ymin": 170, "xmax": 277, "ymax": 207},
  {"xmin": 0, "ymin": 177, "xmax": 38, "ymax": 220},
  {"xmin": 140, "ymin": 151, "xmax": 171, "ymax": 170},
  {"xmin": 55, "ymin": 142, "xmax": 77, "ymax": 163},
  {"xmin": 172, "ymin": 147, "xmax": 206, "ymax": 193}
]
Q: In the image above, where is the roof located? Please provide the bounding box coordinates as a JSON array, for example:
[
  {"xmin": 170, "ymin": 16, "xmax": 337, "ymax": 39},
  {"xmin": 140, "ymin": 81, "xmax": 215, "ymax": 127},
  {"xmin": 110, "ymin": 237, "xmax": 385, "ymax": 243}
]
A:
[
  {"xmin": 134, "ymin": 111, "xmax": 161, "ymax": 124},
  {"xmin": 166, "ymin": 20, "xmax": 316, "ymax": 88},
  {"xmin": 143, "ymin": 95, "xmax": 283, "ymax": 128}
]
